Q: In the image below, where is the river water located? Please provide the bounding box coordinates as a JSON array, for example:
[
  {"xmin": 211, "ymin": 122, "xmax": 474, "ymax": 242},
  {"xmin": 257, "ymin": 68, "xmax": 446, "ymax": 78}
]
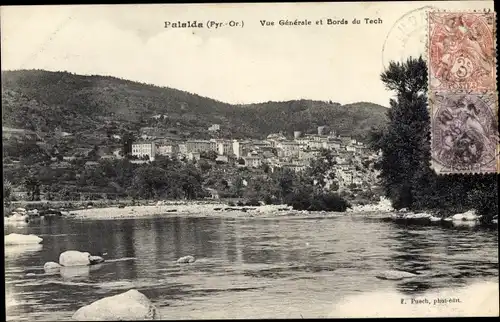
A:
[{"xmin": 4, "ymin": 212, "xmax": 499, "ymax": 320}]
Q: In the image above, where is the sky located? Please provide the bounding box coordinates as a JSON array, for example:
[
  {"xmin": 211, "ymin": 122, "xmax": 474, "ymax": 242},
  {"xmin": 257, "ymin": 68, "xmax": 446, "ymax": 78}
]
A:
[{"xmin": 0, "ymin": 1, "xmax": 493, "ymax": 107}]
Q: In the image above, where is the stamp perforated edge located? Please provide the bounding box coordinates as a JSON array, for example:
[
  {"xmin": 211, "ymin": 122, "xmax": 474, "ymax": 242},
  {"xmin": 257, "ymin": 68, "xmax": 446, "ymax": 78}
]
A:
[{"xmin": 425, "ymin": 8, "xmax": 499, "ymax": 175}]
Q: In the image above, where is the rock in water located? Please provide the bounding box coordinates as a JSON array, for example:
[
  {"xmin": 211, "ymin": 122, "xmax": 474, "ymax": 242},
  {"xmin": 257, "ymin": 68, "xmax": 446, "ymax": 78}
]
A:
[
  {"xmin": 176, "ymin": 255, "xmax": 196, "ymax": 264},
  {"xmin": 59, "ymin": 250, "xmax": 91, "ymax": 267},
  {"xmin": 375, "ymin": 270, "xmax": 418, "ymax": 280},
  {"xmin": 5, "ymin": 213, "xmax": 28, "ymax": 222},
  {"xmin": 452, "ymin": 210, "xmax": 479, "ymax": 222},
  {"xmin": 429, "ymin": 216, "xmax": 442, "ymax": 222},
  {"xmin": 72, "ymin": 289, "xmax": 161, "ymax": 321},
  {"xmin": 5, "ymin": 233, "xmax": 43, "ymax": 245},
  {"xmin": 89, "ymin": 255, "xmax": 105, "ymax": 265},
  {"xmin": 44, "ymin": 261, "xmax": 62, "ymax": 272}
]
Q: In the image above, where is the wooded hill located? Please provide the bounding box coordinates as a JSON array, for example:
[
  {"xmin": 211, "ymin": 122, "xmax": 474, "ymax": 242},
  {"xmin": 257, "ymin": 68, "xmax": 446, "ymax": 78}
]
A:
[{"xmin": 2, "ymin": 69, "xmax": 388, "ymax": 142}]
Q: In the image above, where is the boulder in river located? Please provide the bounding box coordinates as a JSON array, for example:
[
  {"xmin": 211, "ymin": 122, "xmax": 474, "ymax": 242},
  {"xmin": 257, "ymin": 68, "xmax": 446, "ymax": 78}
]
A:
[
  {"xmin": 44, "ymin": 261, "xmax": 62, "ymax": 272},
  {"xmin": 72, "ymin": 289, "xmax": 161, "ymax": 321},
  {"xmin": 59, "ymin": 250, "xmax": 91, "ymax": 267},
  {"xmin": 176, "ymin": 255, "xmax": 196, "ymax": 264},
  {"xmin": 89, "ymin": 255, "xmax": 105, "ymax": 265},
  {"xmin": 429, "ymin": 216, "xmax": 442, "ymax": 222},
  {"xmin": 391, "ymin": 212, "xmax": 433, "ymax": 223},
  {"xmin": 375, "ymin": 270, "xmax": 418, "ymax": 280},
  {"xmin": 5, "ymin": 213, "xmax": 28, "ymax": 222},
  {"xmin": 451, "ymin": 210, "xmax": 479, "ymax": 222},
  {"xmin": 27, "ymin": 209, "xmax": 39, "ymax": 216},
  {"xmin": 5, "ymin": 233, "xmax": 43, "ymax": 245}
]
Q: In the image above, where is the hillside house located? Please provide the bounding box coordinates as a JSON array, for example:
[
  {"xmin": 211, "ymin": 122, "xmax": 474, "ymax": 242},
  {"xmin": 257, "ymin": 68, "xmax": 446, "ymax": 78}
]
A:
[
  {"xmin": 187, "ymin": 152, "xmax": 201, "ymax": 161},
  {"xmin": 216, "ymin": 155, "xmax": 229, "ymax": 163},
  {"xmin": 186, "ymin": 140, "xmax": 212, "ymax": 153},
  {"xmin": 157, "ymin": 143, "xmax": 180, "ymax": 156},
  {"xmin": 243, "ymin": 156, "xmax": 262, "ymax": 168},
  {"xmin": 208, "ymin": 124, "xmax": 220, "ymax": 132},
  {"xmin": 282, "ymin": 163, "xmax": 307, "ymax": 173},
  {"xmin": 130, "ymin": 160, "xmax": 149, "ymax": 164},
  {"xmin": 276, "ymin": 141, "xmax": 301, "ymax": 158},
  {"xmin": 131, "ymin": 141, "xmax": 156, "ymax": 161},
  {"xmin": 232, "ymin": 140, "xmax": 243, "ymax": 159},
  {"xmin": 215, "ymin": 139, "xmax": 233, "ymax": 156}
]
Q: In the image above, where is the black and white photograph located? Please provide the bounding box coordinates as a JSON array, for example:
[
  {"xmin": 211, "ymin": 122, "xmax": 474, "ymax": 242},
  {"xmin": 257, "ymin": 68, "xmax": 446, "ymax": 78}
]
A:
[{"xmin": 2, "ymin": 1, "xmax": 498, "ymax": 320}]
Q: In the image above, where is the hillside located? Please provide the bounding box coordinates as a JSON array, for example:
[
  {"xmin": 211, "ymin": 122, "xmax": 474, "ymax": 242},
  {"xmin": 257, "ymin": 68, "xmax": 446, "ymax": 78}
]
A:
[{"xmin": 2, "ymin": 70, "xmax": 388, "ymax": 144}]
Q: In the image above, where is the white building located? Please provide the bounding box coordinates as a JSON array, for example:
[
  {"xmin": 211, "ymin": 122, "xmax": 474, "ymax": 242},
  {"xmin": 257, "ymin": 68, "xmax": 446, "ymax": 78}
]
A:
[
  {"xmin": 232, "ymin": 140, "xmax": 242, "ymax": 159},
  {"xmin": 178, "ymin": 143, "xmax": 188, "ymax": 155},
  {"xmin": 187, "ymin": 152, "xmax": 201, "ymax": 161},
  {"xmin": 346, "ymin": 145, "xmax": 356, "ymax": 152},
  {"xmin": 208, "ymin": 124, "xmax": 220, "ymax": 132},
  {"xmin": 157, "ymin": 143, "xmax": 179, "ymax": 156},
  {"xmin": 131, "ymin": 142, "xmax": 156, "ymax": 161},
  {"xmin": 282, "ymin": 163, "xmax": 307, "ymax": 173},
  {"xmin": 276, "ymin": 141, "xmax": 301, "ymax": 158},
  {"xmin": 243, "ymin": 156, "xmax": 262, "ymax": 168},
  {"xmin": 216, "ymin": 140, "xmax": 233, "ymax": 156},
  {"xmin": 323, "ymin": 140, "xmax": 342, "ymax": 150},
  {"xmin": 186, "ymin": 140, "xmax": 212, "ymax": 153}
]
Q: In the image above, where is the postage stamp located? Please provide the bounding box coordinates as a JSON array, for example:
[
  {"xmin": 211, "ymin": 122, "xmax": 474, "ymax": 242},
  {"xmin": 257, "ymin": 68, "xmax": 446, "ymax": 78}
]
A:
[
  {"xmin": 428, "ymin": 12, "xmax": 496, "ymax": 92},
  {"xmin": 430, "ymin": 91, "xmax": 499, "ymax": 174}
]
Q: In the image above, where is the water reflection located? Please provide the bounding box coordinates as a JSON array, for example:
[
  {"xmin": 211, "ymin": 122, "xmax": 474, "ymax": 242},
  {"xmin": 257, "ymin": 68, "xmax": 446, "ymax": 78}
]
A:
[
  {"xmin": 5, "ymin": 244, "xmax": 43, "ymax": 259},
  {"xmin": 386, "ymin": 223, "xmax": 498, "ymax": 295},
  {"xmin": 59, "ymin": 264, "xmax": 104, "ymax": 281},
  {"xmin": 4, "ymin": 214, "xmax": 499, "ymax": 320}
]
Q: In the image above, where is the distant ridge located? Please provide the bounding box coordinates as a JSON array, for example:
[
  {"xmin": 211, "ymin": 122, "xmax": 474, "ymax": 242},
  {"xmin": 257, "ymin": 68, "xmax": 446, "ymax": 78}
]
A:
[{"xmin": 1, "ymin": 69, "xmax": 388, "ymax": 142}]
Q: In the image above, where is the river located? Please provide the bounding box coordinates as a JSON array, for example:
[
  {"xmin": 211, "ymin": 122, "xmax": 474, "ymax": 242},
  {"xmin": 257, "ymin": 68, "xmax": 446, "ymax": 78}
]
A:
[{"xmin": 4, "ymin": 212, "xmax": 499, "ymax": 320}]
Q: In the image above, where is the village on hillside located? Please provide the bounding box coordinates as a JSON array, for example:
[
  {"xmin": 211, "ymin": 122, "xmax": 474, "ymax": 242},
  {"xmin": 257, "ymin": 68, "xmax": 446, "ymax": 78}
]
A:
[
  {"xmin": 127, "ymin": 124, "xmax": 381, "ymax": 191},
  {"xmin": 3, "ymin": 121, "xmax": 381, "ymax": 201}
]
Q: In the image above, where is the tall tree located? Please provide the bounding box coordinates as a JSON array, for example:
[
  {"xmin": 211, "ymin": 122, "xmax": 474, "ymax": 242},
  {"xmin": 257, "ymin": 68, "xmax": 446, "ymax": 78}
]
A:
[
  {"xmin": 371, "ymin": 56, "xmax": 498, "ymax": 220},
  {"xmin": 121, "ymin": 131, "xmax": 136, "ymax": 157}
]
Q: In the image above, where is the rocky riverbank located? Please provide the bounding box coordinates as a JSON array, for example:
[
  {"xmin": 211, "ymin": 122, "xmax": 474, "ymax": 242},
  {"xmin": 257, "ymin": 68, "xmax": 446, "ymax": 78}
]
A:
[{"xmin": 67, "ymin": 203, "xmax": 314, "ymax": 220}]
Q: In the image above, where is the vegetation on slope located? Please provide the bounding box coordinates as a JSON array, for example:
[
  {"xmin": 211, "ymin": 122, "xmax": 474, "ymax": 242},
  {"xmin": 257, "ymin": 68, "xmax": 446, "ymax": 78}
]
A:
[{"xmin": 2, "ymin": 69, "xmax": 388, "ymax": 143}]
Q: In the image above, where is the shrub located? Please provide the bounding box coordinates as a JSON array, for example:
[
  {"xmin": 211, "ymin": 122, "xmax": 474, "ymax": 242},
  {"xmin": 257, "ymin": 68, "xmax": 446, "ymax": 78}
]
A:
[{"xmin": 285, "ymin": 189, "xmax": 349, "ymax": 212}]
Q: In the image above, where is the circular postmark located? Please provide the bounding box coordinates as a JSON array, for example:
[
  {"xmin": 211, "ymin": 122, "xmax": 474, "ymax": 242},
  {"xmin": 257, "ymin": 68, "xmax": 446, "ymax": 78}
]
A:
[
  {"xmin": 431, "ymin": 92, "xmax": 498, "ymax": 172},
  {"xmin": 382, "ymin": 6, "xmax": 437, "ymax": 69}
]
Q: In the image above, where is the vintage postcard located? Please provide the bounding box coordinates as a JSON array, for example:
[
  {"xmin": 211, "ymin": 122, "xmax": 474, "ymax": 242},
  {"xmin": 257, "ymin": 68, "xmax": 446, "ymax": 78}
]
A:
[{"xmin": 2, "ymin": 1, "xmax": 498, "ymax": 321}]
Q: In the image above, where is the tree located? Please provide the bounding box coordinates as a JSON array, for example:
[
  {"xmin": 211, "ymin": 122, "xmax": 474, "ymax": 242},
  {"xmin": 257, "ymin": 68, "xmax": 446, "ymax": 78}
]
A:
[
  {"xmin": 200, "ymin": 150, "xmax": 218, "ymax": 161},
  {"xmin": 121, "ymin": 131, "xmax": 136, "ymax": 156},
  {"xmin": 371, "ymin": 56, "xmax": 498, "ymax": 220},
  {"xmin": 370, "ymin": 56, "xmax": 428, "ymax": 210},
  {"xmin": 130, "ymin": 166, "xmax": 170, "ymax": 199},
  {"xmin": 305, "ymin": 149, "xmax": 337, "ymax": 191},
  {"xmin": 198, "ymin": 159, "xmax": 212, "ymax": 173},
  {"xmin": 271, "ymin": 168, "xmax": 298, "ymax": 202},
  {"xmin": 3, "ymin": 180, "xmax": 13, "ymax": 204},
  {"xmin": 24, "ymin": 176, "xmax": 41, "ymax": 201}
]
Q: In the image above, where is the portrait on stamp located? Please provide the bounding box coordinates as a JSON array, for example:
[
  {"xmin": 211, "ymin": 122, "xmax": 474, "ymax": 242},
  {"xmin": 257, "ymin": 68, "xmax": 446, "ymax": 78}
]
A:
[
  {"xmin": 430, "ymin": 92, "xmax": 498, "ymax": 173},
  {"xmin": 428, "ymin": 12, "xmax": 496, "ymax": 92}
]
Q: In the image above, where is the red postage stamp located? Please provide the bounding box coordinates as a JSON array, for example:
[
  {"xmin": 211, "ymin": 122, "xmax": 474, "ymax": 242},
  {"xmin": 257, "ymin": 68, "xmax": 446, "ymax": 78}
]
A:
[{"xmin": 428, "ymin": 12, "xmax": 496, "ymax": 92}]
